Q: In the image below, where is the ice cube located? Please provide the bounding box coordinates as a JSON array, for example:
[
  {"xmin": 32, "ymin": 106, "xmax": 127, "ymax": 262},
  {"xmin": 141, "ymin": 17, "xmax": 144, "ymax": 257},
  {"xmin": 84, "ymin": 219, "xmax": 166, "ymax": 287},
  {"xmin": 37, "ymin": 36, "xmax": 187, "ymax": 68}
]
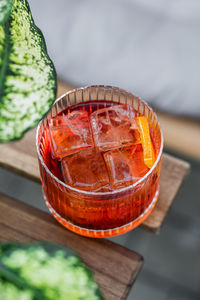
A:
[
  {"xmin": 90, "ymin": 104, "xmax": 140, "ymax": 151},
  {"xmin": 48, "ymin": 110, "xmax": 93, "ymax": 158},
  {"xmin": 61, "ymin": 148, "xmax": 109, "ymax": 191},
  {"xmin": 104, "ymin": 145, "xmax": 148, "ymax": 189},
  {"xmin": 104, "ymin": 147, "xmax": 135, "ymax": 189}
]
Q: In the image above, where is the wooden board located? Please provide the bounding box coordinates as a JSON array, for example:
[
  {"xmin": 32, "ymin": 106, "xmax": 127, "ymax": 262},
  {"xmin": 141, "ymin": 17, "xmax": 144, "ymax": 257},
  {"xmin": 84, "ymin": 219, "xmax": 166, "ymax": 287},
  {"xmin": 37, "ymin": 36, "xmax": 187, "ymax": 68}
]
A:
[
  {"xmin": 0, "ymin": 193, "xmax": 143, "ymax": 300},
  {"xmin": 142, "ymin": 153, "xmax": 189, "ymax": 233},
  {"xmin": 0, "ymin": 128, "xmax": 190, "ymax": 233}
]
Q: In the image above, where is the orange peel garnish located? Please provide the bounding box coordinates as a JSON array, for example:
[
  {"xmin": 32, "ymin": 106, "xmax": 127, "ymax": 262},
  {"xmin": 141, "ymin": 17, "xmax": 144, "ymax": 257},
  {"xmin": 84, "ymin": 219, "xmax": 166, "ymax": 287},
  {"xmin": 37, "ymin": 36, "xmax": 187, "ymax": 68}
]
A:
[{"xmin": 136, "ymin": 116, "xmax": 155, "ymax": 168}]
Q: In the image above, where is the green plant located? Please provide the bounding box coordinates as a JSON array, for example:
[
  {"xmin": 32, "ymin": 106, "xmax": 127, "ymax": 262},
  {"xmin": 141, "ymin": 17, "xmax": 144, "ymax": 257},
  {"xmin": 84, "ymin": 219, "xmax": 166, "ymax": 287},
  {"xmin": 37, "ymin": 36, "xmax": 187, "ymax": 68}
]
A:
[
  {"xmin": 0, "ymin": 0, "xmax": 13, "ymax": 24},
  {"xmin": 0, "ymin": 242, "xmax": 104, "ymax": 300},
  {"xmin": 0, "ymin": 0, "xmax": 57, "ymax": 142}
]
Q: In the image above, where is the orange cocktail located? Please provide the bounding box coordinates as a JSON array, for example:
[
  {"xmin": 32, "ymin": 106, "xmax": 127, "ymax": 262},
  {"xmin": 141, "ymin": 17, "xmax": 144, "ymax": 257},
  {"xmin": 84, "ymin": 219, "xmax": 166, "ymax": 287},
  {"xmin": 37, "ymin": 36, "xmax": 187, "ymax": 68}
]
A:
[{"xmin": 36, "ymin": 86, "xmax": 163, "ymax": 238}]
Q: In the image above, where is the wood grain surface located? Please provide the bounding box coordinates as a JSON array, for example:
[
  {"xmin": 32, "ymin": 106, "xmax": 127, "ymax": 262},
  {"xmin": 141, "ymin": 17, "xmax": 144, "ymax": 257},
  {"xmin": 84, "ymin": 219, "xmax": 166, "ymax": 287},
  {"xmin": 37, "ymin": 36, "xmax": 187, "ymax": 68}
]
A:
[
  {"xmin": 142, "ymin": 153, "xmax": 190, "ymax": 233},
  {"xmin": 0, "ymin": 193, "xmax": 143, "ymax": 300}
]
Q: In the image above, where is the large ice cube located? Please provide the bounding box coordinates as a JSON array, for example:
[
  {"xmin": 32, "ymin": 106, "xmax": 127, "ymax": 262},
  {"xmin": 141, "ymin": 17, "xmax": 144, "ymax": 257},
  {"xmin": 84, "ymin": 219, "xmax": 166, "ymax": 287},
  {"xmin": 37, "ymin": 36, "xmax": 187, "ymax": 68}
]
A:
[
  {"xmin": 104, "ymin": 145, "xmax": 149, "ymax": 189},
  {"xmin": 48, "ymin": 110, "xmax": 93, "ymax": 158},
  {"xmin": 61, "ymin": 148, "xmax": 109, "ymax": 191},
  {"xmin": 90, "ymin": 104, "xmax": 140, "ymax": 151}
]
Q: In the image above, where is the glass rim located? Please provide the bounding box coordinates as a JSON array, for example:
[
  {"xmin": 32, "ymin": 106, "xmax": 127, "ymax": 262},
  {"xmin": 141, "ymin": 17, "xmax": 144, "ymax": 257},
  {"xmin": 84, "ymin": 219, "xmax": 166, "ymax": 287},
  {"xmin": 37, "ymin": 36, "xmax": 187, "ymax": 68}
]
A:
[{"xmin": 36, "ymin": 85, "xmax": 164, "ymax": 196}]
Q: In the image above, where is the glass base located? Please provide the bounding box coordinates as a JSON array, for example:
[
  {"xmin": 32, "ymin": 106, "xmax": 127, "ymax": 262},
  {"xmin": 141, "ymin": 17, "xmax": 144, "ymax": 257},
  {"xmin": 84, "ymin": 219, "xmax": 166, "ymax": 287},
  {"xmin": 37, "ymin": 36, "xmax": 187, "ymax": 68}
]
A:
[{"xmin": 44, "ymin": 188, "xmax": 159, "ymax": 238}]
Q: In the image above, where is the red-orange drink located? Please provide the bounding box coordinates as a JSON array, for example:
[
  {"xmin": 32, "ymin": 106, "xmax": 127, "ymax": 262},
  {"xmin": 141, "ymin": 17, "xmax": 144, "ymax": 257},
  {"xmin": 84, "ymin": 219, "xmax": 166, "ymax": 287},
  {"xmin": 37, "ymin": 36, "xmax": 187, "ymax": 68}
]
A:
[{"xmin": 36, "ymin": 86, "xmax": 163, "ymax": 238}]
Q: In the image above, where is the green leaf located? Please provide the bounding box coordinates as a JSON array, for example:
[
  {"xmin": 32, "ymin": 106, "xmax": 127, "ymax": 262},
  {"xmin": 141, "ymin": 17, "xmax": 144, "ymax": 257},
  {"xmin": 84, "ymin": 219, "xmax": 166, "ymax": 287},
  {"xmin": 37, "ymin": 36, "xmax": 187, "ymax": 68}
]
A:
[
  {"xmin": 0, "ymin": 242, "xmax": 104, "ymax": 300},
  {"xmin": 0, "ymin": 0, "xmax": 57, "ymax": 142},
  {"xmin": 0, "ymin": 264, "xmax": 44, "ymax": 299},
  {"xmin": 0, "ymin": 0, "xmax": 13, "ymax": 24}
]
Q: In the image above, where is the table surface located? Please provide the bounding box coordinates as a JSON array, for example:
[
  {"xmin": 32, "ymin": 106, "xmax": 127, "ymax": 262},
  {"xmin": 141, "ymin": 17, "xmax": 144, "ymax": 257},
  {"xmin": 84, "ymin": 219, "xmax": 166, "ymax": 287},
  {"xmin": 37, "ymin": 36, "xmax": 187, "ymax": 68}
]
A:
[{"xmin": 0, "ymin": 193, "xmax": 143, "ymax": 300}]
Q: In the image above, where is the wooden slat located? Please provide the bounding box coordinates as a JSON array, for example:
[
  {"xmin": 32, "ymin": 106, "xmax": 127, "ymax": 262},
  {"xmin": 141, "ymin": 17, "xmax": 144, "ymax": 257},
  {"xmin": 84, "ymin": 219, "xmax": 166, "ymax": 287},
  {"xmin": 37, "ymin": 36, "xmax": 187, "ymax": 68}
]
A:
[
  {"xmin": 141, "ymin": 153, "xmax": 189, "ymax": 233},
  {"xmin": 0, "ymin": 138, "xmax": 39, "ymax": 182},
  {"xmin": 0, "ymin": 193, "xmax": 143, "ymax": 300},
  {"xmin": 0, "ymin": 223, "xmax": 34, "ymax": 243}
]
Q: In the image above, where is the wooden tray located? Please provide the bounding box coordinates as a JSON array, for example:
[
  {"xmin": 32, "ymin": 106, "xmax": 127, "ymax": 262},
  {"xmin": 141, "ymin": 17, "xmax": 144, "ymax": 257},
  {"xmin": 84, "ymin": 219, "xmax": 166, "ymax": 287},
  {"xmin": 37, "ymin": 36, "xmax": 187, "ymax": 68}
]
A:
[{"xmin": 0, "ymin": 193, "xmax": 143, "ymax": 300}]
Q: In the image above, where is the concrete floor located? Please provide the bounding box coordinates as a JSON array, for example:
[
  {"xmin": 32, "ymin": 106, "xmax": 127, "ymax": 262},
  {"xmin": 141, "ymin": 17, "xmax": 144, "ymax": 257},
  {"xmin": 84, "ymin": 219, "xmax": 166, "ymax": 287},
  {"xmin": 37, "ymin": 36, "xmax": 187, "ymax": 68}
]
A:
[{"xmin": 0, "ymin": 150, "xmax": 199, "ymax": 300}]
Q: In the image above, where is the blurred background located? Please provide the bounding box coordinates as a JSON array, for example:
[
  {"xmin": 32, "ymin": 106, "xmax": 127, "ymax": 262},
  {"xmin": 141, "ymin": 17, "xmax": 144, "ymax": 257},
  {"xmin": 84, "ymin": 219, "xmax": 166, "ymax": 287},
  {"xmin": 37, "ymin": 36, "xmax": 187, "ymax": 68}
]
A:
[
  {"xmin": 1, "ymin": 0, "xmax": 200, "ymax": 299},
  {"xmin": 30, "ymin": 0, "xmax": 200, "ymax": 117}
]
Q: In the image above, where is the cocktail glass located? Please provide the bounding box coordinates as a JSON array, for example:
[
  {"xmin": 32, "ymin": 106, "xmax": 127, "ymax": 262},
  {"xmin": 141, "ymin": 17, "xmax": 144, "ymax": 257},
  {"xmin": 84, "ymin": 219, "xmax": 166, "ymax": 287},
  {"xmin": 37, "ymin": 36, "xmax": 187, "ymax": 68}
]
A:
[{"xmin": 36, "ymin": 85, "xmax": 163, "ymax": 238}]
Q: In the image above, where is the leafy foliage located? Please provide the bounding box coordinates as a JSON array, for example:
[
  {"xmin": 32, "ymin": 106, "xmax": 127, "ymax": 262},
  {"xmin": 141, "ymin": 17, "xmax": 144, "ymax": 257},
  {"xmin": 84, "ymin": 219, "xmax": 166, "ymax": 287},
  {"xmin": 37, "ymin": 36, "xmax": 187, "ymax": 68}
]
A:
[
  {"xmin": 0, "ymin": 0, "xmax": 57, "ymax": 142},
  {"xmin": 0, "ymin": 242, "xmax": 104, "ymax": 299},
  {"xmin": 0, "ymin": 0, "xmax": 13, "ymax": 24}
]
